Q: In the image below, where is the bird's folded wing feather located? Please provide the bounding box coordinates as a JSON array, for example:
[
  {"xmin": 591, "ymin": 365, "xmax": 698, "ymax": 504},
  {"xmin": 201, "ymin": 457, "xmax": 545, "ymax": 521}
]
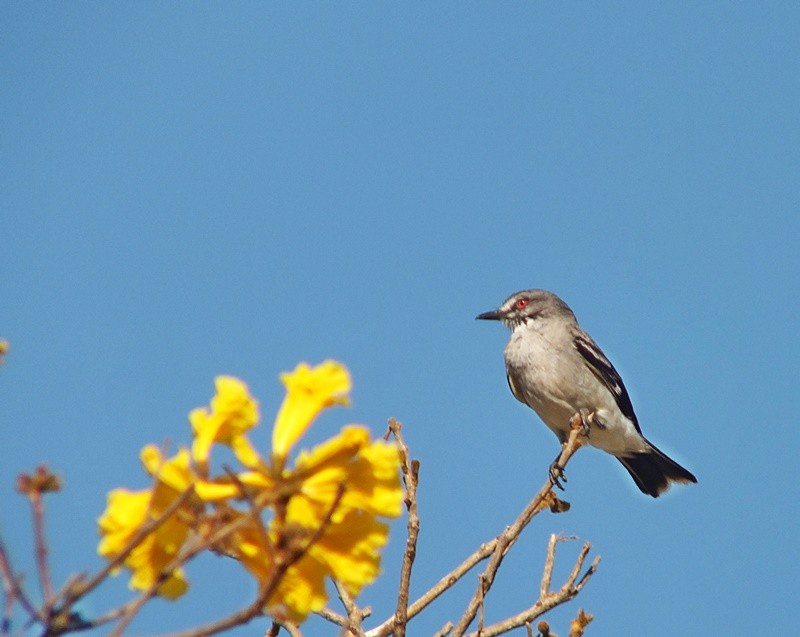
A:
[{"xmin": 573, "ymin": 332, "xmax": 642, "ymax": 433}]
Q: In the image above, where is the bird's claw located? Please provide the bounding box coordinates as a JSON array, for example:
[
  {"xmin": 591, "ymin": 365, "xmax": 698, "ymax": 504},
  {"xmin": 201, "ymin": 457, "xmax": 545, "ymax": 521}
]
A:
[
  {"xmin": 572, "ymin": 408, "xmax": 594, "ymax": 438},
  {"xmin": 549, "ymin": 459, "xmax": 567, "ymax": 491}
]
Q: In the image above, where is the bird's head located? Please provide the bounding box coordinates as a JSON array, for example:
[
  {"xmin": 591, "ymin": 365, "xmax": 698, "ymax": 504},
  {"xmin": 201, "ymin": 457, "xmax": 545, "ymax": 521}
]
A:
[{"xmin": 476, "ymin": 289, "xmax": 575, "ymax": 330}]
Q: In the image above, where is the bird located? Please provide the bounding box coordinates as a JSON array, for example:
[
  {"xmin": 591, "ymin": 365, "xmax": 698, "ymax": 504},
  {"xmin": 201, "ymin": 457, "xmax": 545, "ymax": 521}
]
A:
[{"xmin": 476, "ymin": 289, "xmax": 696, "ymax": 497}]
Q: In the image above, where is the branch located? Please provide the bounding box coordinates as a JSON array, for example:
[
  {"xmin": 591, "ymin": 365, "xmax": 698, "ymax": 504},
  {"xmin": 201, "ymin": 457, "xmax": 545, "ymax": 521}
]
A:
[
  {"xmin": 367, "ymin": 416, "xmax": 585, "ymax": 637},
  {"xmin": 13, "ymin": 466, "xmax": 62, "ymax": 621},
  {"xmin": 463, "ymin": 535, "xmax": 600, "ymax": 637},
  {"xmin": 385, "ymin": 418, "xmax": 420, "ymax": 637},
  {"xmin": 315, "ymin": 606, "xmax": 350, "ymax": 629},
  {"xmin": 0, "ymin": 535, "xmax": 41, "ymax": 630},
  {"xmin": 30, "ymin": 488, "xmax": 54, "ymax": 605},
  {"xmin": 450, "ymin": 419, "xmax": 585, "ymax": 637},
  {"xmin": 334, "ymin": 579, "xmax": 369, "ymax": 637}
]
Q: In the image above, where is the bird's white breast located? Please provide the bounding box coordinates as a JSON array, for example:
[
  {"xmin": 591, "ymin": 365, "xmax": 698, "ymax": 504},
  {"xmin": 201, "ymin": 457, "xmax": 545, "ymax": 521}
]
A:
[{"xmin": 504, "ymin": 321, "xmax": 648, "ymax": 454}]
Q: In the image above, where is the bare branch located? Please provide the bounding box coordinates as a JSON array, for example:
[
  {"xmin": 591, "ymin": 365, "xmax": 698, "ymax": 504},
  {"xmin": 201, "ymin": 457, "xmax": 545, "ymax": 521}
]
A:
[
  {"xmin": 433, "ymin": 621, "xmax": 453, "ymax": 637},
  {"xmin": 385, "ymin": 418, "xmax": 420, "ymax": 637},
  {"xmin": 15, "ymin": 466, "xmax": 62, "ymax": 613},
  {"xmin": 334, "ymin": 579, "xmax": 369, "ymax": 637},
  {"xmin": 450, "ymin": 421, "xmax": 585, "ymax": 637},
  {"xmin": 366, "ymin": 417, "xmax": 587, "ymax": 637},
  {"xmin": 314, "ymin": 606, "xmax": 350, "ymax": 629},
  {"xmin": 367, "ymin": 539, "xmax": 496, "ymax": 637},
  {"xmin": 462, "ymin": 536, "xmax": 599, "ymax": 637},
  {"xmin": 30, "ymin": 490, "xmax": 53, "ymax": 605},
  {"xmin": 0, "ymin": 536, "xmax": 41, "ymax": 629}
]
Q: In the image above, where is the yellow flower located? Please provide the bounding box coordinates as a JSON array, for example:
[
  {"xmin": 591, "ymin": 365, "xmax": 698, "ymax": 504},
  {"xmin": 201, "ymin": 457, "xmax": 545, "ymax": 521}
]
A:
[
  {"xmin": 97, "ymin": 488, "xmax": 150, "ymax": 559},
  {"xmin": 266, "ymin": 552, "xmax": 329, "ymax": 624},
  {"xmin": 197, "ymin": 361, "xmax": 401, "ymax": 623},
  {"xmin": 99, "ymin": 361, "xmax": 402, "ymax": 624},
  {"xmin": 281, "ymin": 497, "xmax": 390, "ymax": 595},
  {"xmin": 261, "ymin": 425, "xmax": 401, "ymax": 622},
  {"xmin": 272, "ymin": 361, "xmax": 351, "ymax": 463},
  {"xmin": 190, "ymin": 376, "xmax": 263, "ymax": 473},
  {"xmin": 291, "ymin": 426, "xmax": 403, "ymax": 523},
  {"xmin": 97, "ymin": 447, "xmax": 197, "ymax": 599},
  {"xmin": 304, "ymin": 508, "xmax": 389, "ymax": 598},
  {"xmin": 213, "ymin": 488, "xmax": 397, "ymax": 625}
]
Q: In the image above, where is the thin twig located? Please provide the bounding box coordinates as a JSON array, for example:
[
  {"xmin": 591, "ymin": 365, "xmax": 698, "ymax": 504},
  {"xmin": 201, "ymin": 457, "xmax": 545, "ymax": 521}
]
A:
[
  {"xmin": 334, "ymin": 580, "xmax": 368, "ymax": 637},
  {"xmin": 0, "ymin": 536, "xmax": 41, "ymax": 628},
  {"xmin": 282, "ymin": 622, "xmax": 303, "ymax": 637},
  {"xmin": 367, "ymin": 539, "xmax": 496, "ymax": 637},
  {"xmin": 450, "ymin": 421, "xmax": 585, "ymax": 637},
  {"xmin": 367, "ymin": 418, "xmax": 585, "ymax": 637},
  {"xmin": 541, "ymin": 534, "xmax": 575, "ymax": 599},
  {"xmin": 462, "ymin": 536, "xmax": 599, "ymax": 637},
  {"xmin": 30, "ymin": 489, "xmax": 54, "ymax": 606},
  {"xmin": 564, "ymin": 542, "xmax": 591, "ymax": 589},
  {"xmin": 385, "ymin": 418, "xmax": 420, "ymax": 637},
  {"xmin": 433, "ymin": 621, "xmax": 453, "ymax": 637},
  {"xmin": 315, "ymin": 606, "xmax": 350, "ymax": 629}
]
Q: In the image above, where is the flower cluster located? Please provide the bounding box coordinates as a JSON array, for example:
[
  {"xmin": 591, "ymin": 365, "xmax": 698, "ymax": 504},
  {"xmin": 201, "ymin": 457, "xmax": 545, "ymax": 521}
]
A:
[{"xmin": 97, "ymin": 361, "xmax": 403, "ymax": 622}]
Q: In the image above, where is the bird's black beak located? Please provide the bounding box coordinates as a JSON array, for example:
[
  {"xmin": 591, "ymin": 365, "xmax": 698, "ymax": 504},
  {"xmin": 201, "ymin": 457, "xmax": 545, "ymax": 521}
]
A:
[{"xmin": 476, "ymin": 309, "xmax": 503, "ymax": 321}]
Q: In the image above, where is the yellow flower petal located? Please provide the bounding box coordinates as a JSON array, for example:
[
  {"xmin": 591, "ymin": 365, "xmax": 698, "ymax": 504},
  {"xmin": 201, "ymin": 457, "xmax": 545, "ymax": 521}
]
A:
[
  {"xmin": 193, "ymin": 470, "xmax": 275, "ymax": 503},
  {"xmin": 140, "ymin": 445, "xmax": 194, "ymax": 494},
  {"xmin": 307, "ymin": 509, "xmax": 389, "ymax": 597},
  {"xmin": 288, "ymin": 426, "xmax": 403, "ymax": 522},
  {"xmin": 98, "ymin": 451, "xmax": 197, "ymax": 600},
  {"xmin": 128, "ymin": 543, "xmax": 189, "ymax": 599},
  {"xmin": 293, "ymin": 425, "xmax": 369, "ymax": 475},
  {"xmin": 97, "ymin": 489, "xmax": 150, "ymax": 557},
  {"xmin": 265, "ymin": 554, "xmax": 328, "ymax": 624},
  {"xmin": 272, "ymin": 361, "xmax": 351, "ymax": 461},
  {"xmin": 190, "ymin": 376, "xmax": 262, "ymax": 473},
  {"xmin": 193, "ymin": 479, "xmax": 241, "ymax": 502},
  {"xmin": 230, "ymin": 434, "xmax": 265, "ymax": 471},
  {"xmin": 348, "ymin": 440, "xmax": 404, "ymax": 518}
]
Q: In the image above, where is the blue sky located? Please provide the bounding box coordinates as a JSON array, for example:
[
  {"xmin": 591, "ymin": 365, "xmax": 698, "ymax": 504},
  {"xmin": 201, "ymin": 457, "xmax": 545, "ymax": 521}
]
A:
[{"xmin": 2, "ymin": 3, "xmax": 798, "ymax": 635}]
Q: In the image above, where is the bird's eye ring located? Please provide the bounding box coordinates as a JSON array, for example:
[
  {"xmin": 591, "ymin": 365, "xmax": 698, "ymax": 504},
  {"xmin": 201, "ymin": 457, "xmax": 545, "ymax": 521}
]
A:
[{"xmin": 515, "ymin": 298, "xmax": 529, "ymax": 310}]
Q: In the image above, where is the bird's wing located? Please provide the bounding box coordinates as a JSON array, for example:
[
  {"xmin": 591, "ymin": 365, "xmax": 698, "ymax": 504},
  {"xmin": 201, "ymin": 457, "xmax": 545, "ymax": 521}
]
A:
[{"xmin": 573, "ymin": 332, "xmax": 642, "ymax": 433}]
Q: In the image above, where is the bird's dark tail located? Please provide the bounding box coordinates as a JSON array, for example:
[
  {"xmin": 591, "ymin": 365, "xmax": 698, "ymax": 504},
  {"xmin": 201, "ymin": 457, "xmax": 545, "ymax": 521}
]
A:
[{"xmin": 617, "ymin": 442, "xmax": 697, "ymax": 498}]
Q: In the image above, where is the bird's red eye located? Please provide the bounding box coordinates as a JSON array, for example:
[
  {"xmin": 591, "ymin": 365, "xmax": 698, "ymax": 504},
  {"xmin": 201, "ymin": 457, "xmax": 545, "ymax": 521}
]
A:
[{"xmin": 515, "ymin": 298, "xmax": 529, "ymax": 310}]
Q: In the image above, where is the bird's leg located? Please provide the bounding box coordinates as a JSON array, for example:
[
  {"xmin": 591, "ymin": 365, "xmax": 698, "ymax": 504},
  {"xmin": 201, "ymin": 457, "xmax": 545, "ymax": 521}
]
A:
[
  {"xmin": 549, "ymin": 411, "xmax": 593, "ymax": 490},
  {"xmin": 548, "ymin": 452, "xmax": 567, "ymax": 490}
]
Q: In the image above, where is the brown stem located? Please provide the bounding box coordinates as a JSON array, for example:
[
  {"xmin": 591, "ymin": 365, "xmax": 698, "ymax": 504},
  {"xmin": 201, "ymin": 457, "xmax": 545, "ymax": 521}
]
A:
[
  {"xmin": 385, "ymin": 418, "xmax": 420, "ymax": 637},
  {"xmin": 450, "ymin": 421, "xmax": 585, "ymax": 637}
]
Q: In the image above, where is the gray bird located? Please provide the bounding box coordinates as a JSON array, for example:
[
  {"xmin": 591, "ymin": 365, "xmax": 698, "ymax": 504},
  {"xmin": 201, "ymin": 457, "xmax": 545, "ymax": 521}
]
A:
[{"xmin": 477, "ymin": 289, "xmax": 696, "ymax": 497}]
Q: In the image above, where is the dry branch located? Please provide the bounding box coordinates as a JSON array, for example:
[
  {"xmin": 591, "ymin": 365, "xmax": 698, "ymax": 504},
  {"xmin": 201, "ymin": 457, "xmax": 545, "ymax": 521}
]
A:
[
  {"xmin": 367, "ymin": 415, "xmax": 595, "ymax": 637},
  {"xmin": 385, "ymin": 418, "xmax": 420, "ymax": 637},
  {"xmin": 449, "ymin": 419, "xmax": 587, "ymax": 637},
  {"xmin": 462, "ymin": 535, "xmax": 600, "ymax": 637}
]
